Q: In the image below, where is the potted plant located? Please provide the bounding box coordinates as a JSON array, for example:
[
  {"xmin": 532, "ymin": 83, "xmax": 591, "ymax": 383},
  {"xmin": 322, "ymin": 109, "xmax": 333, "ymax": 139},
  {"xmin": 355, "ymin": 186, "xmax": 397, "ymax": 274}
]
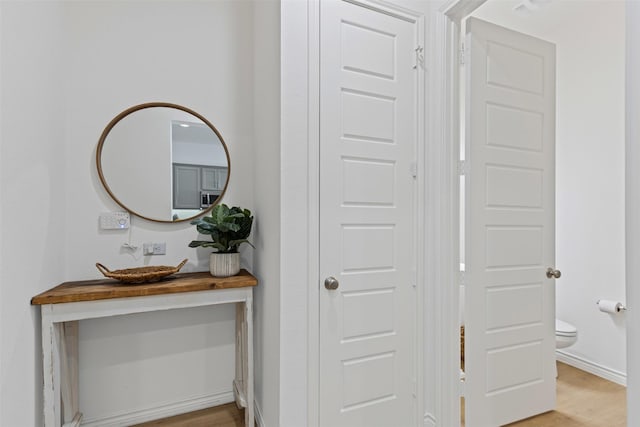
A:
[{"xmin": 189, "ymin": 204, "xmax": 254, "ymax": 277}]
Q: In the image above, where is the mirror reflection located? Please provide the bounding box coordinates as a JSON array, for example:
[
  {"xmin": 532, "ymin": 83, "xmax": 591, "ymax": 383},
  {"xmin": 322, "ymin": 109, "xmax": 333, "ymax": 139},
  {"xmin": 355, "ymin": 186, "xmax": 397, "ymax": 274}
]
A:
[{"xmin": 97, "ymin": 103, "xmax": 230, "ymax": 223}]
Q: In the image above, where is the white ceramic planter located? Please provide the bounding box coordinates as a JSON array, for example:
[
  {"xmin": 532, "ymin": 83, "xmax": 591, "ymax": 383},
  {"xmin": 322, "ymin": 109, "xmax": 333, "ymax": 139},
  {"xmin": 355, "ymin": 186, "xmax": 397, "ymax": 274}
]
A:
[{"xmin": 210, "ymin": 252, "xmax": 240, "ymax": 277}]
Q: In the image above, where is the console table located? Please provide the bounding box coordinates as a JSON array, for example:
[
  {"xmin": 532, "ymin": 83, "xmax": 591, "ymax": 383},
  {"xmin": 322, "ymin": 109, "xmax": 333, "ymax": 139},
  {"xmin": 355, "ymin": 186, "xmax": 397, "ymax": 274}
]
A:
[{"xmin": 31, "ymin": 270, "xmax": 257, "ymax": 427}]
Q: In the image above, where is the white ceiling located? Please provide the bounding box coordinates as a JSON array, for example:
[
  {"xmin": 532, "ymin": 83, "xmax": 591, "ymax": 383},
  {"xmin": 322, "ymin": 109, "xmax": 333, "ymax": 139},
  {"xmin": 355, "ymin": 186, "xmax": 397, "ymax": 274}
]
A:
[
  {"xmin": 471, "ymin": 0, "xmax": 625, "ymax": 43},
  {"xmin": 171, "ymin": 122, "xmax": 221, "ymax": 145}
]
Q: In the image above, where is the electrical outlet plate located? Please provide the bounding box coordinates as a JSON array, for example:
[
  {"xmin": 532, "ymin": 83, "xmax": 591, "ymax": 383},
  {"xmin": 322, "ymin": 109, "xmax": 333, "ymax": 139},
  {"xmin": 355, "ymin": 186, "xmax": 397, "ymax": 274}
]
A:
[
  {"xmin": 154, "ymin": 242, "xmax": 166, "ymax": 255},
  {"xmin": 100, "ymin": 212, "xmax": 130, "ymax": 230},
  {"xmin": 143, "ymin": 242, "xmax": 166, "ymax": 255}
]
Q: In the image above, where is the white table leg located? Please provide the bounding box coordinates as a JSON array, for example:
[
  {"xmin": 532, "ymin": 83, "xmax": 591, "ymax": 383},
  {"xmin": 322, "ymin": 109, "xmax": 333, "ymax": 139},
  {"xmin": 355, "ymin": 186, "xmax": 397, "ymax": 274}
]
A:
[
  {"xmin": 61, "ymin": 321, "xmax": 82, "ymax": 426},
  {"xmin": 42, "ymin": 310, "xmax": 62, "ymax": 427},
  {"xmin": 233, "ymin": 303, "xmax": 246, "ymax": 408},
  {"xmin": 232, "ymin": 293, "xmax": 254, "ymax": 427},
  {"xmin": 245, "ymin": 292, "xmax": 254, "ymax": 427}
]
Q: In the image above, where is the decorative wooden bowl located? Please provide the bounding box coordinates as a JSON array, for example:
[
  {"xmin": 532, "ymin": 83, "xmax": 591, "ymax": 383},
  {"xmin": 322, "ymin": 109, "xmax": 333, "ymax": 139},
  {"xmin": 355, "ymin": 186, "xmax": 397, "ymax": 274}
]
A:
[{"xmin": 95, "ymin": 259, "xmax": 188, "ymax": 284}]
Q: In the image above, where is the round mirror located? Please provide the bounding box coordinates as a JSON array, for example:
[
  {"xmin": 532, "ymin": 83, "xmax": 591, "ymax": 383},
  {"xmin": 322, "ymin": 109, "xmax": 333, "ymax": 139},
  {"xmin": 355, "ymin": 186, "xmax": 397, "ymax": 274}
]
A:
[{"xmin": 97, "ymin": 103, "xmax": 230, "ymax": 223}]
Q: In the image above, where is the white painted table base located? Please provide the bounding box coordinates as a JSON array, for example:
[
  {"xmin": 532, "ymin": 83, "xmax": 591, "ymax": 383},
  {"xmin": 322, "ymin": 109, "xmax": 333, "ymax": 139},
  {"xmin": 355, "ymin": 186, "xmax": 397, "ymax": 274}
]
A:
[{"xmin": 38, "ymin": 286, "xmax": 254, "ymax": 427}]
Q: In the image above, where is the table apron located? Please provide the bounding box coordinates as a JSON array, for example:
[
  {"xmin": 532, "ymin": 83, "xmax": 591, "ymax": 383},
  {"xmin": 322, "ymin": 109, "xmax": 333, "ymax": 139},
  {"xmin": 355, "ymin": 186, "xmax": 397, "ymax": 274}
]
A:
[{"xmin": 41, "ymin": 287, "xmax": 253, "ymax": 323}]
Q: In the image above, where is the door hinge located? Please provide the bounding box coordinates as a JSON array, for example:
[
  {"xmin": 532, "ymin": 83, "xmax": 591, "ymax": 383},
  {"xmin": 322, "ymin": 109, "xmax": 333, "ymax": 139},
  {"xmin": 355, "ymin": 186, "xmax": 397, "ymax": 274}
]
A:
[
  {"xmin": 413, "ymin": 45, "xmax": 424, "ymax": 70},
  {"xmin": 410, "ymin": 161, "xmax": 417, "ymax": 178},
  {"xmin": 459, "ymin": 43, "xmax": 465, "ymax": 65},
  {"xmin": 458, "ymin": 160, "xmax": 467, "ymax": 176}
]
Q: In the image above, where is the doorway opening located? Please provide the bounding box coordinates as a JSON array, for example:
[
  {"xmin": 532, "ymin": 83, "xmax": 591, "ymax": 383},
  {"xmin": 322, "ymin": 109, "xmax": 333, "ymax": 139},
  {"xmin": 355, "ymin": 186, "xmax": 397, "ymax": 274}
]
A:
[{"xmin": 457, "ymin": 1, "xmax": 626, "ymax": 425}]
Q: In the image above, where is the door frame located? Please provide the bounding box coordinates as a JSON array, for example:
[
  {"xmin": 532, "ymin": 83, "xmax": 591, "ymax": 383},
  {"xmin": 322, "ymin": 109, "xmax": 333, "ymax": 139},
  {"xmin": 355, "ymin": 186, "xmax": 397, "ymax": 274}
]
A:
[
  {"xmin": 433, "ymin": 1, "xmax": 638, "ymax": 426},
  {"xmin": 425, "ymin": 1, "xmax": 489, "ymax": 425},
  {"xmin": 305, "ymin": 1, "xmax": 426, "ymax": 426}
]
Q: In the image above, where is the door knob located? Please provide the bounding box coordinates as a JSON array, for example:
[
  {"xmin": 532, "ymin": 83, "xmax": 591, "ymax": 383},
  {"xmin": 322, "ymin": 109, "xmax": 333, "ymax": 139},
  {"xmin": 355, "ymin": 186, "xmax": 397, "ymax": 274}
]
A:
[
  {"xmin": 324, "ymin": 276, "xmax": 339, "ymax": 290},
  {"xmin": 546, "ymin": 268, "xmax": 561, "ymax": 279}
]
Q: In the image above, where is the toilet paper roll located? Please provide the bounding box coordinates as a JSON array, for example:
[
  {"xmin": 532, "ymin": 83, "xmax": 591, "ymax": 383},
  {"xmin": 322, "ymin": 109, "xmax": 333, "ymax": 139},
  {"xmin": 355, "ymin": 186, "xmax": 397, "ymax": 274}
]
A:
[{"xmin": 597, "ymin": 299, "xmax": 625, "ymax": 314}]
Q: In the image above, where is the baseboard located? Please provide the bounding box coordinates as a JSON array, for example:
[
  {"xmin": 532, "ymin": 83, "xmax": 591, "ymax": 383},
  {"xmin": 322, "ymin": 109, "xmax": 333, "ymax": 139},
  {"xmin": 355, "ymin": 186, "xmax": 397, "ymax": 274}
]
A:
[
  {"xmin": 255, "ymin": 400, "xmax": 266, "ymax": 427},
  {"xmin": 423, "ymin": 413, "xmax": 437, "ymax": 427},
  {"xmin": 556, "ymin": 350, "xmax": 627, "ymax": 386},
  {"xmin": 80, "ymin": 391, "xmax": 235, "ymax": 427}
]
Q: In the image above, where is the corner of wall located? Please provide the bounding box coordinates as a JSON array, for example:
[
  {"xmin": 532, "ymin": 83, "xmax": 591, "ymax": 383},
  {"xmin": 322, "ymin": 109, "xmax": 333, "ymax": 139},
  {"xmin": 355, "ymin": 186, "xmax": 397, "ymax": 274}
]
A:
[{"xmin": 252, "ymin": 0, "xmax": 282, "ymax": 426}]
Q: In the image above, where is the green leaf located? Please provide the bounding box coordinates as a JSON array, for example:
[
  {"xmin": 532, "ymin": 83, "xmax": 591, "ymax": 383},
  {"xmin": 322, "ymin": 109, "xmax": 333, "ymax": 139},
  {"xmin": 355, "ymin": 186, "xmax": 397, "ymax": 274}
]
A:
[
  {"xmin": 188, "ymin": 203, "xmax": 254, "ymax": 252},
  {"xmin": 226, "ymin": 223, "xmax": 242, "ymax": 232},
  {"xmin": 196, "ymin": 222, "xmax": 216, "ymax": 232},
  {"xmin": 229, "ymin": 239, "xmax": 255, "ymax": 250},
  {"xmin": 214, "ymin": 204, "xmax": 229, "ymax": 224},
  {"xmin": 189, "ymin": 240, "xmax": 216, "ymax": 248},
  {"xmin": 202, "ymin": 216, "xmax": 218, "ymax": 225},
  {"xmin": 215, "ymin": 223, "xmax": 233, "ymax": 233},
  {"xmin": 210, "ymin": 242, "xmax": 227, "ymax": 252}
]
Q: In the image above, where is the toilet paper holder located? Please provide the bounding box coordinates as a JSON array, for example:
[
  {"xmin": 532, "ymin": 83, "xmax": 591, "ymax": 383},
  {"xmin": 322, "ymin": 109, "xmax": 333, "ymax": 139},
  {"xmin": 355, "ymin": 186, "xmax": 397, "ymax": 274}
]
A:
[{"xmin": 596, "ymin": 300, "xmax": 627, "ymax": 313}]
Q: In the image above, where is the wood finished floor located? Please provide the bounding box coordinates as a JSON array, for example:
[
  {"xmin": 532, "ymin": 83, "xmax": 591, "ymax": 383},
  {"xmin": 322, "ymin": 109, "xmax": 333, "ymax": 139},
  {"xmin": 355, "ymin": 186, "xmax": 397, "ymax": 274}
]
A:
[
  {"xmin": 134, "ymin": 362, "xmax": 624, "ymax": 427},
  {"xmin": 462, "ymin": 362, "xmax": 626, "ymax": 427},
  {"xmin": 132, "ymin": 403, "xmax": 244, "ymax": 427}
]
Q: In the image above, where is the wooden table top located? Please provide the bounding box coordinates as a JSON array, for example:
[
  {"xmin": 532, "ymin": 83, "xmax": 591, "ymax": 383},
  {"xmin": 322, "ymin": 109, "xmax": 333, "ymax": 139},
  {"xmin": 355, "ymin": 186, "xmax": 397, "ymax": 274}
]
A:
[{"xmin": 31, "ymin": 269, "xmax": 258, "ymax": 305}]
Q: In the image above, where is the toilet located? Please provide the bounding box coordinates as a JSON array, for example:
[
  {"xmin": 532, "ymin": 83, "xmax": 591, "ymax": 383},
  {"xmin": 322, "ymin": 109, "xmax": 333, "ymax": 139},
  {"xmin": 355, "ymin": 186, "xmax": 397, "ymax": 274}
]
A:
[
  {"xmin": 555, "ymin": 318, "xmax": 578, "ymax": 349},
  {"xmin": 554, "ymin": 319, "xmax": 577, "ymax": 378}
]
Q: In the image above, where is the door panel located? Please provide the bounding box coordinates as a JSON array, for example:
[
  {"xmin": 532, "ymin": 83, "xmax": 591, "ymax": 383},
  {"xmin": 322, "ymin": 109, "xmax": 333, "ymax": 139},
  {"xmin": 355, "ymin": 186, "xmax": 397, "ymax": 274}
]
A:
[
  {"xmin": 465, "ymin": 17, "xmax": 556, "ymax": 426},
  {"xmin": 319, "ymin": 1, "xmax": 417, "ymax": 426}
]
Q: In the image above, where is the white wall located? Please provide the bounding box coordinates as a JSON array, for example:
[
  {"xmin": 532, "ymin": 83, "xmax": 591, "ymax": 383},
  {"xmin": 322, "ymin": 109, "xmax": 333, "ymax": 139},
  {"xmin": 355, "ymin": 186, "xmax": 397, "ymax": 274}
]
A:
[
  {"xmin": 471, "ymin": 0, "xmax": 627, "ymax": 379},
  {"xmin": 0, "ymin": 5, "xmax": 3, "ymax": 420},
  {"xmin": 0, "ymin": 3, "xmax": 67, "ymax": 425},
  {"xmin": 62, "ymin": 2, "xmax": 256, "ymax": 422},
  {"xmin": 173, "ymin": 141, "xmax": 227, "ymax": 167},
  {"xmin": 626, "ymin": 2, "xmax": 640, "ymax": 424},
  {"xmin": 0, "ymin": 1, "xmax": 279, "ymax": 425},
  {"xmin": 252, "ymin": 2, "xmax": 281, "ymax": 425},
  {"xmin": 0, "ymin": 2, "xmax": 65, "ymax": 426}
]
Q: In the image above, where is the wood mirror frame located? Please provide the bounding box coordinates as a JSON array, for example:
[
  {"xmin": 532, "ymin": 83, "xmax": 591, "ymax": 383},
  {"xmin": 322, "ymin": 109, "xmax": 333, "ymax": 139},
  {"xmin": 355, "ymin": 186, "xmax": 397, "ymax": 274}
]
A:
[{"xmin": 96, "ymin": 102, "xmax": 231, "ymax": 223}]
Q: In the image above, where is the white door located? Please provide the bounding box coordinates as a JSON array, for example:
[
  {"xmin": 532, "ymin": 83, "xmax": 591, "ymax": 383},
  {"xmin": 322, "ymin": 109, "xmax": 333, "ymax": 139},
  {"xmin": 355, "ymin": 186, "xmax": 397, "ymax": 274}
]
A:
[
  {"xmin": 319, "ymin": 1, "xmax": 417, "ymax": 426},
  {"xmin": 464, "ymin": 17, "xmax": 557, "ymax": 426}
]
